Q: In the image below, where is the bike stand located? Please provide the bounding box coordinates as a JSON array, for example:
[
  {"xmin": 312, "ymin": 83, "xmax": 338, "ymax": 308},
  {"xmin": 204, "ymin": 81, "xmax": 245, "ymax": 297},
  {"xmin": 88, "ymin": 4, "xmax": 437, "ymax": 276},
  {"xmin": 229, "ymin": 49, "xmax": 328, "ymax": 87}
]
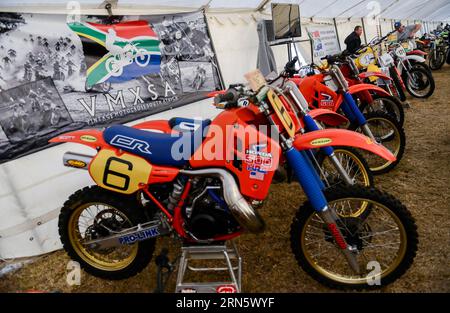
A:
[
  {"xmin": 175, "ymin": 241, "xmax": 242, "ymax": 293},
  {"xmin": 153, "ymin": 248, "xmax": 176, "ymax": 293}
]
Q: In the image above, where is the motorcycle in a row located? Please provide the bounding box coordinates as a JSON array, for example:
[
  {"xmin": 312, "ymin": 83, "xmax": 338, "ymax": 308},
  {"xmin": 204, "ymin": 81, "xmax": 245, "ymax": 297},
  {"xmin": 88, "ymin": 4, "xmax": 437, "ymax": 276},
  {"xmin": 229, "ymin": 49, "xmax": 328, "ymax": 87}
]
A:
[{"xmin": 50, "ymin": 30, "xmax": 432, "ymax": 290}]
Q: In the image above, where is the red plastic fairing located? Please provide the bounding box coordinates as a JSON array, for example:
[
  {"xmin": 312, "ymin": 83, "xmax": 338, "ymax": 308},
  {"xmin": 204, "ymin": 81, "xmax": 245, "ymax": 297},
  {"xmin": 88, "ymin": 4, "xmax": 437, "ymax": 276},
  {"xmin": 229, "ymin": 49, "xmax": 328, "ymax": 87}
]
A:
[
  {"xmin": 358, "ymin": 72, "xmax": 392, "ymax": 81},
  {"xmin": 293, "ymin": 129, "xmax": 396, "ymax": 161},
  {"xmin": 308, "ymin": 109, "xmax": 349, "ymax": 127}
]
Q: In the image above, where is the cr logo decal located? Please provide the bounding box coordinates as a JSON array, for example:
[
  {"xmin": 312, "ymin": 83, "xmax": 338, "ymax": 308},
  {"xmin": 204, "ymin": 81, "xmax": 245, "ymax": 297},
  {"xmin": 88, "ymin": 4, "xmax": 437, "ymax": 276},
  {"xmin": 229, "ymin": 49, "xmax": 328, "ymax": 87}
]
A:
[{"xmin": 110, "ymin": 135, "xmax": 152, "ymax": 155}]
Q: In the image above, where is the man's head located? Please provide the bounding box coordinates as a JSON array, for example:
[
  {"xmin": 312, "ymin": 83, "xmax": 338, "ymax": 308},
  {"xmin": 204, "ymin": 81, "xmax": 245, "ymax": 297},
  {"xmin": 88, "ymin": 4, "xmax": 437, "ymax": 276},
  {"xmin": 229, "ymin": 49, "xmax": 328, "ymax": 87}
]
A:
[
  {"xmin": 354, "ymin": 26, "xmax": 363, "ymax": 36},
  {"xmin": 395, "ymin": 22, "xmax": 405, "ymax": 32}
]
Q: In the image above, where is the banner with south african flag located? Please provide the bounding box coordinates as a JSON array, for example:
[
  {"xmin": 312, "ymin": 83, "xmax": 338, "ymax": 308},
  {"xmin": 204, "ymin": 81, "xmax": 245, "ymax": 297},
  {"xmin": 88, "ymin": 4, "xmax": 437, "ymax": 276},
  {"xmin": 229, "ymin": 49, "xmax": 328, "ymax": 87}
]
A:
[
  {"xmin": 68, "ymin": 20, "xmax": 161, "ymax": 88},
  {"xmin": 0, "ymin": 11, "xmax": 223, "ymax": 162}
]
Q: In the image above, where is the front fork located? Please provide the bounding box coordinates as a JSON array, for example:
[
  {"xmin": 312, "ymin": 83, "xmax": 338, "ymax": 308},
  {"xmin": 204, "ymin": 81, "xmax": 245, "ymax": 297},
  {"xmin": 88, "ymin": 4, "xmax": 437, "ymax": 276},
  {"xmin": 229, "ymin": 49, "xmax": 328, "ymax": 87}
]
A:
[
  {"xmin": 285, "ymin": 147, "xmax": 360, "ymax": 273},
  {"xmin": 340, "ymin": 92, "xmax": 378, "ymax": 143},
  {"xmin": 303, "ymin": 115, "xmax": 355, "ymax": 185}
]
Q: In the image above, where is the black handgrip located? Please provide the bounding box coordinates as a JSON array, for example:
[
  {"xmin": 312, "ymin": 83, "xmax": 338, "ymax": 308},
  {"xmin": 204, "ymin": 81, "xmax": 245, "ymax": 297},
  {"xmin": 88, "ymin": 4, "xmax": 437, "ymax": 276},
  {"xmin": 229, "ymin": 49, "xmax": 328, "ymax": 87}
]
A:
[
  {"xmin": 214, "ymin": 88, "xmax": 239, "ymax": 105},
  {"xmin": 285, "ymin": 56, "xmax": 299, "ymax": 70},
  {"xmin": 321, "ymin": 54, "xmax": 339, "ymax": 64}
]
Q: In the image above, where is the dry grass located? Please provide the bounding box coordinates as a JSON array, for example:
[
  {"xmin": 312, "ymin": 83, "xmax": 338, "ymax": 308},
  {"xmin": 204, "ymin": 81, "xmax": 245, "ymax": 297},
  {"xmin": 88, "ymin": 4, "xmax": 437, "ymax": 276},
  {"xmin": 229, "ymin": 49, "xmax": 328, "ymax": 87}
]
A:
[{"xmin": 1, "ymin": 66, "xmax": 449, "ymax": 293}]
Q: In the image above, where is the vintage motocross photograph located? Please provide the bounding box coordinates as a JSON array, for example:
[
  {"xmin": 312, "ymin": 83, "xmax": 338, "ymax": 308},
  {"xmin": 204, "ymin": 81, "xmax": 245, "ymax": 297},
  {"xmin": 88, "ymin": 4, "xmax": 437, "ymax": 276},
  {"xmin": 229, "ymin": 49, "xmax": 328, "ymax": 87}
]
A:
[{"xmin": 0, "ymin": 0, "xmax": 449, "ymax": 303}]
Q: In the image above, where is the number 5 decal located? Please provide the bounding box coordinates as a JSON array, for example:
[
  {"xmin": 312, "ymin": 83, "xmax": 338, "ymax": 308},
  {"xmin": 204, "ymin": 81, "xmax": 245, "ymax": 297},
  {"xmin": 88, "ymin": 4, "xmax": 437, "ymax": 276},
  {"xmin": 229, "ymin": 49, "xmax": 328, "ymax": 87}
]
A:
[{"xmin": 89, "ymin": 149, "xmax": 152, "ymax": 194}]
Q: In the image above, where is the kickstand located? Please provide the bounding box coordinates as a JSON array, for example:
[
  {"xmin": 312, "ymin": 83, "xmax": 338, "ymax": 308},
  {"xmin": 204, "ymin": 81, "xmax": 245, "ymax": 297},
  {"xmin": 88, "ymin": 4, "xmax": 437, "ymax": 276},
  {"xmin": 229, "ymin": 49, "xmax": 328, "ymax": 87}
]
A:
[{"xmin": 153, "ymin": 248, "xmax": 177, "ymax": 293}]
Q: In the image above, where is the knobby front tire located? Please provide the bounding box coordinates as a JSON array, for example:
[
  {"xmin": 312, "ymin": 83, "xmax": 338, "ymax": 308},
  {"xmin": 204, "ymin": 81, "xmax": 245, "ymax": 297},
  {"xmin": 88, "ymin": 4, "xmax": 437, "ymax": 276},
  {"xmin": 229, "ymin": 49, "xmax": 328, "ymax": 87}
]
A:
[{"xmin": 290, "ymin": 185, "xmax": 418, "ymax": 290}]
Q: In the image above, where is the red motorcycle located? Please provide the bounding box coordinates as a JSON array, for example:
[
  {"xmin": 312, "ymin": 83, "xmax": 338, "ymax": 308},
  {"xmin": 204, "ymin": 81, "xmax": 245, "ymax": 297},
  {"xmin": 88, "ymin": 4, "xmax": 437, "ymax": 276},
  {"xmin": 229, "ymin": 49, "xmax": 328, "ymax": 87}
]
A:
[
  {"xmin": 282, "ymin": 57, "xmax": 406, "ymax": 174},
  {"xmin": 51, "ymin": 71, "xmax": 417, "ymax": 290}
]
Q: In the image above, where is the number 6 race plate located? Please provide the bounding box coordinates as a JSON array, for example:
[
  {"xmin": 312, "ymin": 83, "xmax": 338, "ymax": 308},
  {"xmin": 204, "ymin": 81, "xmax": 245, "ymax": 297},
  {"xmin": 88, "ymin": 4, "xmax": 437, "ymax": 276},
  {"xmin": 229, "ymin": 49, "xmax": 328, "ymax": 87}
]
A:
[{"xmin": 89, "ymin": 149, "xmax": 152, "ymax": 194}]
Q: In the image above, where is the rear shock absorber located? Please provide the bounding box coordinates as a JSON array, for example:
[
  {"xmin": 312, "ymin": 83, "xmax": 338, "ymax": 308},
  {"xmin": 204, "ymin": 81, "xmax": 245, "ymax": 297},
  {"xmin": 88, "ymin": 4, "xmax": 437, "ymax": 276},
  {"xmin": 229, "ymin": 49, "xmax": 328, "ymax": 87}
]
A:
[{"xmin": 167, "ymin": 177, "xmax": 187, "ymax": 212}]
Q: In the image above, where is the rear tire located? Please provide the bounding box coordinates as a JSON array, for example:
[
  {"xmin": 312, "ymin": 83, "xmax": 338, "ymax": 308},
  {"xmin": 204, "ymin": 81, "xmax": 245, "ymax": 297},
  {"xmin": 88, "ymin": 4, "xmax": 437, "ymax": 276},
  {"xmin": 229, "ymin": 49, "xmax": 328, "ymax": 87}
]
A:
[{"xmin": 58, "ymin": 185, "xmax": 156, "ymax": 280}]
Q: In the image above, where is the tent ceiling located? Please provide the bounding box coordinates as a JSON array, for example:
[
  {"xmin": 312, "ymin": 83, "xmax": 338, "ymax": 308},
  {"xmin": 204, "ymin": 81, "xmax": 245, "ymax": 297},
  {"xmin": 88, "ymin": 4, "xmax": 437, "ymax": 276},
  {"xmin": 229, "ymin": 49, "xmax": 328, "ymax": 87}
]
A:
[{"xmin": 0, "ymin": 0, "xmax": 448, "ymax": 21}]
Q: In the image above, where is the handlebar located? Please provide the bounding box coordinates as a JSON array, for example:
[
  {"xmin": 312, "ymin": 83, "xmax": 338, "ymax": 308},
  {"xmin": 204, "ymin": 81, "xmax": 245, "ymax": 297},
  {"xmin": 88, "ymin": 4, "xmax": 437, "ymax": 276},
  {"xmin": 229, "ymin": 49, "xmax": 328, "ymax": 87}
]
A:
[
  {"xmin": 214, "ymin": 88, "xmax": 240, "ymax": 104},
  {"xmin": 354, "ymin": 29, "xmax": 397, "ymax": 54}
]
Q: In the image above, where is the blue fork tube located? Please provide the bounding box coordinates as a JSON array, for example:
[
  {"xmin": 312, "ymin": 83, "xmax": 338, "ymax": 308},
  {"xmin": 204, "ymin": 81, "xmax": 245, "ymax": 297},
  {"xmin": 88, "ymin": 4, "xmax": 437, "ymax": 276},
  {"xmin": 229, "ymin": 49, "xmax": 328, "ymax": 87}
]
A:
[
  {"xmin": 285, "ymin": 147, "xmax": 328, "ymax": 212},
  {"xmin": 300, "ymin": 150, "xmax": 325, "ymax": 190},
  {"xmin": 341, "ymin": 92, "xmax": 367, "ymax": 126},
  {"xmin": 303, "ymin": 115, "xmax": 334, "ymax": 156}
]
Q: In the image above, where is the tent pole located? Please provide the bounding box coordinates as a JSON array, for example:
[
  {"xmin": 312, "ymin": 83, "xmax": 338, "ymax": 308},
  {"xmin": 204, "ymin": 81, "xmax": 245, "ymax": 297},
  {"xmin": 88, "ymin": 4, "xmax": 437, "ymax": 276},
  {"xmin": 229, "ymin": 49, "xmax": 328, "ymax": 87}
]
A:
[
  {"xmin": 333, "ymin": 18, "xmax": 341, "ymax": 51},
  {"xmin": 361, "ymin": 17, "xmax": 368, "ymax": 44}
]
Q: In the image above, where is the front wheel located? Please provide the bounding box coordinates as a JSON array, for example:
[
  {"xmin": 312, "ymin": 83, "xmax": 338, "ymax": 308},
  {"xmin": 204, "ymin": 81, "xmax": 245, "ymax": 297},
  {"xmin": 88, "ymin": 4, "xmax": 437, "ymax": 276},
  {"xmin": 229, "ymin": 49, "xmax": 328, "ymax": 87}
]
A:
[
  {"xmin": 290, "ymin": 185, "xmax": 418, "ymax": 289},
  {"xmin": 315, "ymin": 146, "xmax": 374, "ymax": 189},
  {"xmin": 429, "ymin": 50, "xmax": 445, "ymax": 70},
  {"xmin": 351, "ymin": 111, "xmax": 406, "ymax": 175},
  {"xmin": 58, "ymin": 186, "xmax": 156, "ymax": 280},
  {"xmin": 389, "ymin": 66, "xmax": 407, "ymax": 102},
  {"xmin": 404, "ymin": 67, "xmax": 435, "ymax": 98},
  {"xmin": 359, "ymin": 95, "xmax": 405, "ymax": 127}
]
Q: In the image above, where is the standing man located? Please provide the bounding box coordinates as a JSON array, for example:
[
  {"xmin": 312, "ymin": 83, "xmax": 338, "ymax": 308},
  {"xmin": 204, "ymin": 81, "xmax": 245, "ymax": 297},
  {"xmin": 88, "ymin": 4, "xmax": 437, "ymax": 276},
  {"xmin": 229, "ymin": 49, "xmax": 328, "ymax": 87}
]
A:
[
  {"xmin": 394, "ymin": 22, "xmax": 422, "ymax": 41},
  {"xmin": 344, "ymin": 26, "xmax": 363, "ymax": 54}
]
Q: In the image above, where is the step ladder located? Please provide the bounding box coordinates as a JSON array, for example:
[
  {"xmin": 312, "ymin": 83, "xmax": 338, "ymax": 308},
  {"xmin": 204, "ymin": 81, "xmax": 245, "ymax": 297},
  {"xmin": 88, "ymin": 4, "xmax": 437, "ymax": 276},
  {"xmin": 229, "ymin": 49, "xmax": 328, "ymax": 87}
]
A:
[{"xmin": 175, "ymin": 241, "xmax": 242, "ymax": 293}]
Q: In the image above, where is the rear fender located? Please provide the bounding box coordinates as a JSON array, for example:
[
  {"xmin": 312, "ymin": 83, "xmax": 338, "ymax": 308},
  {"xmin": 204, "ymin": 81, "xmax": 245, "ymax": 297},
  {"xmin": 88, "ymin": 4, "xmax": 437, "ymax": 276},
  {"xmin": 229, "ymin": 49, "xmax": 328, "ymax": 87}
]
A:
[
  {"xmin": 49, "ymin": 129, "xmax": 108, "ymax": 150},
  {"xmin": 308, "ymin": 109, "xmax": 349, "ymax": 127},
  {"xmin": 293, "ymin": 129, "xmax": 396, "ymax": 161}
]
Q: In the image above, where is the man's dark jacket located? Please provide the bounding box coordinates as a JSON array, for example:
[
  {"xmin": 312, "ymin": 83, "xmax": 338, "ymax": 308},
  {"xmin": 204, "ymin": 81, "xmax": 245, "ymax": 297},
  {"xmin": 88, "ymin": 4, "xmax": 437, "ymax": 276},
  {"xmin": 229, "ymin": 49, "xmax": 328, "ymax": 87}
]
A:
[{"xmin": 344, "ymin": 31, "xmax": 361, "ymax": 54}]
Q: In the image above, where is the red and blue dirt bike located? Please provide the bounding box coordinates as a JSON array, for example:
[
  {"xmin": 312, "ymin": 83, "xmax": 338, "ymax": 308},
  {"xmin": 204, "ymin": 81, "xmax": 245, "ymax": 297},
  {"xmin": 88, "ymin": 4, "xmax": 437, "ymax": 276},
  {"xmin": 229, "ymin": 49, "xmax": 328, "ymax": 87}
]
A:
[
  {"xmin": 284, "ymin": 57, "xmax": 406, "ymax": 174},
  {"xmin": 51, "ymin": 72, "xmax": 417, "ymax": 289}
]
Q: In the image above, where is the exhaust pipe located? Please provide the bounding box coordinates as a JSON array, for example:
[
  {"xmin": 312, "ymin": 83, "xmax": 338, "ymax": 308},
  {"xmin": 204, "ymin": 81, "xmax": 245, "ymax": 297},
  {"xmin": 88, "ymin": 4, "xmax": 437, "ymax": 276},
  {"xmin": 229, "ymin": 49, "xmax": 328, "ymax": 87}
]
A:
[
  {"xmin": 180, "ymin": 168, "xmax": 265, "ymax": 233},
  {"xmin": 63, "ymin": 152, "xmax": 94, "ymax": 170}
]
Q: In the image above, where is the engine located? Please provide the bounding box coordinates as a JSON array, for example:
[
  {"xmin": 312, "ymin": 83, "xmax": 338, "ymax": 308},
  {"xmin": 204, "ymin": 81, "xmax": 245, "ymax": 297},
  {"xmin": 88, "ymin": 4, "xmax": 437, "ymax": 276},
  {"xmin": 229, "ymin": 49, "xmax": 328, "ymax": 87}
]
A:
[{"xmin": 184, "ymin": 178, "xmax": 241, "ymax": 240}]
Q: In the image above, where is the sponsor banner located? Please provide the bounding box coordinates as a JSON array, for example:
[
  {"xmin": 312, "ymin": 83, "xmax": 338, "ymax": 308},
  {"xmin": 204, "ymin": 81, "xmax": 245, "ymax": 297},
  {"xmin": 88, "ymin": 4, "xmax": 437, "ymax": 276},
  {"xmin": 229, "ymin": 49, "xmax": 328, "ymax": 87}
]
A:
[
  {"xmin": 0, "ymin": 11, "xmax": 222, "ymax": 161},
  {"xmin": 307, "ymin": 25, "xmax": 340, "ymax": 62}
]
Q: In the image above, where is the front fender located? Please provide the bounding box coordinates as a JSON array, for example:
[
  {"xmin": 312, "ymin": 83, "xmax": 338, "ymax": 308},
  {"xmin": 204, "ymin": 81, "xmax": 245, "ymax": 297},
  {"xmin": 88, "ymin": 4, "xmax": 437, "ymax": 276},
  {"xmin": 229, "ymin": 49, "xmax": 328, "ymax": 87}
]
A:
[
  {"xmin": 293, "ymin": 129, "xmax": 396, "ymax": 161},
  {"xmin": 308, "ymin": 109, "xmax": 349, "ymax": 127},
  {"xmin": 49, "ymin": 129, "xmax": 107, "ymax": 150},
  {"xmin": 348, "ymin": 83, "xmax": 391, "ymax": 98},
  {"xmin": 404, "ymin": 55, "xmax": 426, "ymax": 63},
  {"xmin": 358, "ymin": 71, "xmax": 392, "ymax": 81},
  {"xmin": 407, "ymin": 50, "xmax": 427, "ymax": 57}
]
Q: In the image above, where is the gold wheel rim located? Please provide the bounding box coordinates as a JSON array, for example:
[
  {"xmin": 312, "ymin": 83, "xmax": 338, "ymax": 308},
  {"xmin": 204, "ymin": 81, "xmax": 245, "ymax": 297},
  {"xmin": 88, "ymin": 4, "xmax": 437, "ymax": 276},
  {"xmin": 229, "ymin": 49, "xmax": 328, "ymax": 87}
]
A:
[
  {"xmin": 68, "ymin": 203, "xmax": 138, "ymax": 271},
  {"xmin": 301, "ymin": 198, "xmax": 407, "ymax": 285},
  {"xmin": 321, "ymin": 148, "xmax": 371, "ymax": 217},
  {"xmin": 360, "ymin": 117, "xmax": 401, "ymax": 172}
]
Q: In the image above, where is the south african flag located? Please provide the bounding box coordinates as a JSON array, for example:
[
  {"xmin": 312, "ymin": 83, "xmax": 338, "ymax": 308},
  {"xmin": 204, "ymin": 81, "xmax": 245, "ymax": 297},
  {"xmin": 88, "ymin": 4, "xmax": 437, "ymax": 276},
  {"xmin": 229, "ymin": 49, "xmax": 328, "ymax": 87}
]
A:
[{"xmin": 68, "ymin": 20, "xmax": 161, "ymax": 88}]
